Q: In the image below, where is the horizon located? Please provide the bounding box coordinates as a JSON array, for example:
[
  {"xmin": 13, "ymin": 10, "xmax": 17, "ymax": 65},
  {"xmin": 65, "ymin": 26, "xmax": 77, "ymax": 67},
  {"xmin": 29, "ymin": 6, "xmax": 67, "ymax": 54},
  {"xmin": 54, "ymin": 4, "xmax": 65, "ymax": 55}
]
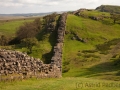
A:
[
  {"xmin": 0, "ymin": 10, "xmax": 68, "ymax": 15},
  {"xmin": 0, "ymin": 0, "xmax": 120, "ymax": 14}
]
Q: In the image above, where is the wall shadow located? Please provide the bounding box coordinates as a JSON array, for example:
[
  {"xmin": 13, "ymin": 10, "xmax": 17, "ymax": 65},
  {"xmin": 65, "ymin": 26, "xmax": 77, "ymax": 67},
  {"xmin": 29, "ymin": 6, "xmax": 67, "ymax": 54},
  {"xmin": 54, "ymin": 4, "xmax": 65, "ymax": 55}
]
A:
[{"xmin": 41, "ymin": 16, "xmax": 60, "ymax": 64}]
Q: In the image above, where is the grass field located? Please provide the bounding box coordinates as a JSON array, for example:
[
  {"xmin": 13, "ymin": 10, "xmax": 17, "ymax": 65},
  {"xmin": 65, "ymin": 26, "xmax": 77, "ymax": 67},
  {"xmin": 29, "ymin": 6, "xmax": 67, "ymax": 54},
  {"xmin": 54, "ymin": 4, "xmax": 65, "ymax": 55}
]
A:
[
  {"xmin": 0, "ymin": 18, "xmax": 34, "ymax": 36},
  {"xmin": 0, "ymin": 77, "xmax": 120, "ymax": 90}
]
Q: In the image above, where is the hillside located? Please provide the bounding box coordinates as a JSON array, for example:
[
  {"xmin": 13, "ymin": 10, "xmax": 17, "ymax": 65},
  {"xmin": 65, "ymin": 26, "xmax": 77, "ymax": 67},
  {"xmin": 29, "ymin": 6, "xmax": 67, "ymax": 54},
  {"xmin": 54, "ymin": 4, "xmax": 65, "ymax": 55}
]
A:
[
  {"xmin": 0, "ymin": 6, "xmax": 120, "ymax": 90},
  {"xmin": 63, "ymin": 15, "xmax": 120, "ymax": 78},
  {"xmin": 62, "ymin": 5, "xmax": 120, "ymax": 79},
  {"xmin": 96, "ymin": 5, "xmax": 120, "ymax": 14}
]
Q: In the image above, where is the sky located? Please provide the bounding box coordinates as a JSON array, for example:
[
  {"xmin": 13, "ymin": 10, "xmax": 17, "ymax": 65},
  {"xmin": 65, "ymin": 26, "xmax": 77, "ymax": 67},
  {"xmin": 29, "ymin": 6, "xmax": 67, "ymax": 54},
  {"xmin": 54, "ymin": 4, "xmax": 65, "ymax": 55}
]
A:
[{"xmin": 0, "ymin": 0, "xmax": 120, "ymax": 14}]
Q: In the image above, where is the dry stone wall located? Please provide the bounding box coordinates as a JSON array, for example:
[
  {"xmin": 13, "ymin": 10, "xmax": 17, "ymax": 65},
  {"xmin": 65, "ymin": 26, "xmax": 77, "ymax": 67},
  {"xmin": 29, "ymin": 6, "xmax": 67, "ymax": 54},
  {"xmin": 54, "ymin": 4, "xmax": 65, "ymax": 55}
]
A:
[
  {"xmin": 0, "ymin": 13, "xmax": 67, "ymax": 81},
  {"xmin": 51, "ymin": 13, "xmax": 67, "ymax": 74}
]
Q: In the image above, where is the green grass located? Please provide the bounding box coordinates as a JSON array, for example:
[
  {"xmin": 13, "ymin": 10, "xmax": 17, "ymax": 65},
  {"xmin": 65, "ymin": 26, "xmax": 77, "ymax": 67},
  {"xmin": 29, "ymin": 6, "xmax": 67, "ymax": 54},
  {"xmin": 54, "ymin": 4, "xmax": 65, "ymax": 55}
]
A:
[
  {"xmin": 64, "ymin": 14, "xmax": 120, "ymax": 60},
  {"xmin": 0, "ymin": 19, "xmax": 34, "ymax": 36},
  {"xmin": 80, "ymin": 10, "xmax": 110, "ymax": 17},
  {"xmin": 0, "ymin": 77, "xmax": 120, "ymax": 90},
  {"xmin": 13, "ymin": 33, "xmax": 54, "ymax": 63},
  {"xmin": 63, "ymin": 14, "xmax": 120, "ymax": 79},
  {"xmin": 66, "ymin": 14, "xmax": 120, "ymax": 40}
]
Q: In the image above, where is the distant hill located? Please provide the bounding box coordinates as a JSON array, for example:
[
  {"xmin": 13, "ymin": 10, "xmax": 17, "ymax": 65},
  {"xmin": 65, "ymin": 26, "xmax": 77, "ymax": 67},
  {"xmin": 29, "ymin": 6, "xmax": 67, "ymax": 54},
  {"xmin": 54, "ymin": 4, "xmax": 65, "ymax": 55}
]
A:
[
  {"xmin": 0, "ymin": 11, "xmax": 67, "ymax": 17},
  {"xmin": 96, "ymin": 5, "xmax": 120, "ymax": 14},
  {"xmin": 0, "ymin": 12, "xmax": 53, "ymax": 17}
]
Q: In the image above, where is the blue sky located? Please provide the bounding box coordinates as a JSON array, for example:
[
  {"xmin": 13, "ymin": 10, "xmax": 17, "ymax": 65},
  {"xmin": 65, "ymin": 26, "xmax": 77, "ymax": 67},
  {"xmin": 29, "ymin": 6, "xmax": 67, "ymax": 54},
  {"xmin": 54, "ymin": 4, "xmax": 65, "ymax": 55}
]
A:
[{"xmin": 0, "ymin": 0, "xmax": 120, "ymax": 14}]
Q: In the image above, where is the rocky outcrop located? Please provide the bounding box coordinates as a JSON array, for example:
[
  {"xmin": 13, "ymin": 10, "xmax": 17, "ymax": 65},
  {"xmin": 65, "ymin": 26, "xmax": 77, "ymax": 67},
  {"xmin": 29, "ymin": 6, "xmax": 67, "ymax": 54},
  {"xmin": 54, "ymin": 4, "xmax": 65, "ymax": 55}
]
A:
[
  {"xmin": 71, "ymin": 33, "xmax": 88, "ymax": 43},
  {"xmin": 0, "ymin": 13, "xmax": 67, "ymax": 81},
  {"xmin": 88, "ymin": 16, "xmax": 103, "ymax": 21}
]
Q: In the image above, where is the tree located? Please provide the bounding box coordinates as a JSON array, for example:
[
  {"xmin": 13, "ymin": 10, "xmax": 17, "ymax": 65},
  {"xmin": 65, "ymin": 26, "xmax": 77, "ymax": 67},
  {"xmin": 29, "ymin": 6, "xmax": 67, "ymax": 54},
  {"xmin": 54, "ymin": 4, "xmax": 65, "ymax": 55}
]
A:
[
  {"xmin": 34, "ymin": 18, "xmax": 42, "ymax": 30},
  {"xmin": 16, "ymin": 18, "xmax": 42, "ymax": 40},
  {"xmin": 0, "ymin": 35, "xmax": 9, "ymax": 46},
  {"xmin": 43, "ymin": 13, "xmax": 57, "ymax": 32},
  {"xmin": 110, "ymin": 13, "xmax": 120, "ymax": 24},
  {"xmin": 43, "ymin": 12, "xmax": 57, "ymax": 24},
  {"xmin": 21, "ymin": 38, "xmax": 38, "ymax": 53}
]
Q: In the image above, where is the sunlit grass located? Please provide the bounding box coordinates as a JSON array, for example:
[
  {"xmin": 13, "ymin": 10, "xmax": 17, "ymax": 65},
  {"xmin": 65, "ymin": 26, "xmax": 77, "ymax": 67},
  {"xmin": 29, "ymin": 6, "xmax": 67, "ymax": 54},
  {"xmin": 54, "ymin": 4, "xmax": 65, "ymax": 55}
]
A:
[
  {"xmin": 0, "ymin": 77, "xmax": 120, "ymax": 90},
  {"xmin": 63, "ymin": 14, "xmax": 120, "ymax": 78},
  {"xmin": 0, "ymin": 19, "xmax": 33, "ymax": 36}
]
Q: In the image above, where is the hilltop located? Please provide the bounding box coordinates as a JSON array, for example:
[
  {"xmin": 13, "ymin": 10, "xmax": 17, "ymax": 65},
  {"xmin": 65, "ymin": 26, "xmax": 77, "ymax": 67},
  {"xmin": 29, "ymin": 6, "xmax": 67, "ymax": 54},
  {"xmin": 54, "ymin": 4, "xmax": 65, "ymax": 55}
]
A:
[{"xmin": 96, "ymin": 5, "xmax": 120, "ymax": 14}]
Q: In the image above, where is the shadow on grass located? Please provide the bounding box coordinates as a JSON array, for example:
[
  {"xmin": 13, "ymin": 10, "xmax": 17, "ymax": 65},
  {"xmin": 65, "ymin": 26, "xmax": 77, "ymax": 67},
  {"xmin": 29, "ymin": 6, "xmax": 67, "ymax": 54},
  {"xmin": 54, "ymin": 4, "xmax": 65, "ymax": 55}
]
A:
[
  {"xmin": 75, "ymin": 61, "xmax": 120, "ymax": 78},
  {"xmin": 41, "ymin": 17, "xmax": 59, "ymax": 64},
  {"xmin": 101, "ymin": 19, "xmax": 114, "ymax": 25},
  {"xmin": 42, "ymin": 31, "xmax": 58, "ymax": 64}
]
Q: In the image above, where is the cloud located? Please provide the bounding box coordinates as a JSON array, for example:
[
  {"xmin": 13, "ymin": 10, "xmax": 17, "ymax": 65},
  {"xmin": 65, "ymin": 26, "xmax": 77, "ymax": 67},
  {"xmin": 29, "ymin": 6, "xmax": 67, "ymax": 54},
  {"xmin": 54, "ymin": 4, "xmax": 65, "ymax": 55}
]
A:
[
  {"xmin": 0, "ymin": 0, "xmax": 120, "ymax": 13},
  {"xmin": 0, "ymin": 0, "xmax": 59, "ymax": 7},
  {"xmin": 0, "ymin": 0, "xmax": 23, "ymax": 7}
]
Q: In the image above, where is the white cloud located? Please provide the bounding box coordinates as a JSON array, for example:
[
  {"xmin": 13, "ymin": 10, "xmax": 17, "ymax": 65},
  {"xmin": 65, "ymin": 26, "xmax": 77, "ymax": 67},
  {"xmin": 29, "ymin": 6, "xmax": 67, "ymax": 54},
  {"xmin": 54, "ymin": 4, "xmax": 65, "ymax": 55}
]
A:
[
  {"xmin": 18, "ymin": 0, "xmax": 43, "ymax": 4},
  {"xmin": 0, "ymin": 0, "xmax": 23, "ymax": 7},
  {"xmin": 0, "ymin": 0, "xmax": 120, "ymax": 13}
]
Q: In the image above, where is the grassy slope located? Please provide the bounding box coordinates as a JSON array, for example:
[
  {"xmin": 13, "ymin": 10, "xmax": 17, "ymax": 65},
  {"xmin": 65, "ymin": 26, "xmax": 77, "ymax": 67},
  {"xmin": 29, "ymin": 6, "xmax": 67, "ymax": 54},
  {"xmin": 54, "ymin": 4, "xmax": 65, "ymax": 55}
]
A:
[
  {"xmin": 0, "ymin": 19, "xmax": 34, "ymax": 36},
  {"xmin": 63, "ymin": 14, "xmax": 120, "ymax": 80}
]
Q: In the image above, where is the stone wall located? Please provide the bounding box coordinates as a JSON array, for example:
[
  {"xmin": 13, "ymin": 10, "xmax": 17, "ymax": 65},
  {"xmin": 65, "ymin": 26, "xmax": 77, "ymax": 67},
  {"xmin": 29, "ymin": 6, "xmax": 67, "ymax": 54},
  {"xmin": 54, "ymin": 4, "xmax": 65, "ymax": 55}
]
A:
[
  {"xmin": 0, "ymin": 13, "xmax": 67, "ymax": 81},
  {"xmin": 51, "ymin": 13, "xmax": 67, "ymax": 75}
]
